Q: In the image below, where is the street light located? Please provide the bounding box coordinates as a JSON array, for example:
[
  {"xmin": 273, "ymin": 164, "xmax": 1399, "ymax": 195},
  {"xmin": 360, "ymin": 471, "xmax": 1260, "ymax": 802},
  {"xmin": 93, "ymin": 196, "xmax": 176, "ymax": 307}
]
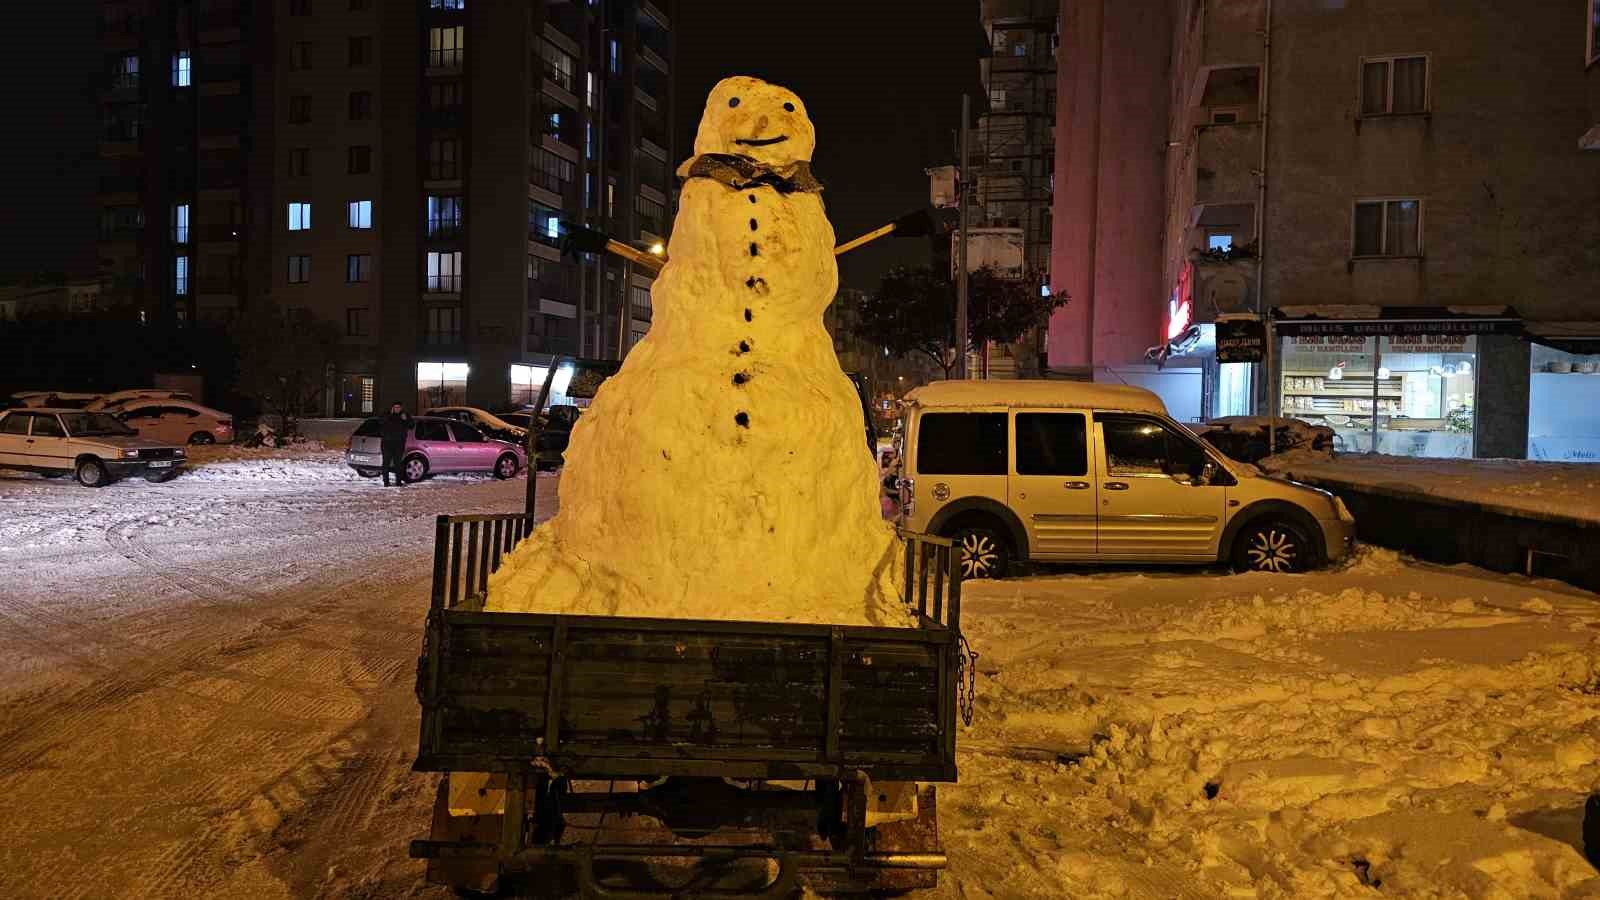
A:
[{"xmin": 648, "ymin": 242, "xmax": 665, "ymax": 256}]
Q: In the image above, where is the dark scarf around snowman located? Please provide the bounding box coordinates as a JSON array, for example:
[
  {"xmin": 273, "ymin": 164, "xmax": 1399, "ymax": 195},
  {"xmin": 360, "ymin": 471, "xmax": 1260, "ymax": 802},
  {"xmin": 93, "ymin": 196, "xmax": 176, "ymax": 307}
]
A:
[{"xmin": 675, "ymin": 153, "xmax": 824, "ymax": 195}]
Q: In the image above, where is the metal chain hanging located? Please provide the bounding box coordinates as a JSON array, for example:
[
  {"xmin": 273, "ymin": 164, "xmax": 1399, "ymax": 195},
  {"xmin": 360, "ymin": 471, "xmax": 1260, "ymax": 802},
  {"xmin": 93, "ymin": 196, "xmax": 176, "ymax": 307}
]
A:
[{"xmin": 955, "ymin": 632, "xmax": 979, "ymax": 727}]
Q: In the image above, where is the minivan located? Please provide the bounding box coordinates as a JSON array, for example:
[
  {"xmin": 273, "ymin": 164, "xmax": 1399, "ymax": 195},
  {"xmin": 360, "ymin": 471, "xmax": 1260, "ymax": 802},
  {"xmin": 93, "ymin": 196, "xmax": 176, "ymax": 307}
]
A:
[{"xmin": 896, "ymin": 381, "xmax": 1355, "ymax": 578}]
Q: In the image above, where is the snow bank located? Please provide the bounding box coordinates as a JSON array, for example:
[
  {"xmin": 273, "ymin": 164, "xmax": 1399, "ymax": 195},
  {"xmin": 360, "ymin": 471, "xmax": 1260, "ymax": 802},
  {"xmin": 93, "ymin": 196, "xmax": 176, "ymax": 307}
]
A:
[
  {"xmin": 1261, "ymin": 452, "xmax": 1600, "ymax": 523},
  {"xmin": 487, "ymin": 77, "xmax": 906, "ymax": 627}
]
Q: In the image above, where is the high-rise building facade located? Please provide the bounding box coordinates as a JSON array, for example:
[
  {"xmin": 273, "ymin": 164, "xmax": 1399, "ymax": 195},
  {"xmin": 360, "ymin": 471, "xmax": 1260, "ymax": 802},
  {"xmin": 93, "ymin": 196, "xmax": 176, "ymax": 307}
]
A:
[
  {"xmin": 974, "ymin": 0, "xmax": 1057, "ymax": 378},
  {"xmin": 1053, "ymin": 0, "xmax": 1600, "ymax": 459},
  {"xmin": 96, "ymin": 0, "xmax": 674, "ymax": 416}
]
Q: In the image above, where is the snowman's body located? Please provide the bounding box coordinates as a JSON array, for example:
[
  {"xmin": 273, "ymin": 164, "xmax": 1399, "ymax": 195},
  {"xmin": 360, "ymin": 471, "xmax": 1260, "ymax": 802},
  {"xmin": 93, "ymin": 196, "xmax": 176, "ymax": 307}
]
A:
[{"xmin": 487, "ymin": 77, "xmax": 904, "ymax": 626}]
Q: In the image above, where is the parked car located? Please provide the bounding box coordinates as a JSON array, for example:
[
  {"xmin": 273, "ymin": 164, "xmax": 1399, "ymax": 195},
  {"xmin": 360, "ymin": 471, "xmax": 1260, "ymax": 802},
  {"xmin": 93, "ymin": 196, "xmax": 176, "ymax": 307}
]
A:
[
  {"xmin": 0, "ymin": 408, "xmax": 187, "ymax": 486},
  {"xmin": 344, "ymin": 415, "xmax": 526, "ymax": 482},
  {"xmin": 114, "ymin": 400, "xmax": 235, "ymax": 445},
  {"xmin": 16, "ymin": 392, "xmax": 104, "ymax": 409},
  {"xmin": 894, "ymin": 380, "xmax": 1355, "ymax": 578},
  {"xmin": 1195, "ymin": 416, "xmax": 1334, "ymax": 464},
  {"xmin": 86, "ymin": 389, "xmax": 194, "ymax": 412},
  {"xmin": 423, "ymin": 406, "xmax": 528, "ymax": 445}
]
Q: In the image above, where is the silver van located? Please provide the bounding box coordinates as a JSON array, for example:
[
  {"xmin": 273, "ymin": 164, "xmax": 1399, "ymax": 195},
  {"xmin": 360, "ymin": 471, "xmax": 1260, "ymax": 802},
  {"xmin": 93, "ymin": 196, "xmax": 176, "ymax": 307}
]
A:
[{"xmin": 896, "ymin": 381, "xmax": 1355, "ymax": 578}]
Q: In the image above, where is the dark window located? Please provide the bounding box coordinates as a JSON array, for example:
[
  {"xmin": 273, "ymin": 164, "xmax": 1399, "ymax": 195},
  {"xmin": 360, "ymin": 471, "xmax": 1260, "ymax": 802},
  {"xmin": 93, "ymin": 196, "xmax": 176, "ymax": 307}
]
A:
[
  {"xmin": 540, "ymin": 39, "xmax": 573, "ymax": 91},
  {"xmin": 348, "ymin": 90, "xmax": 372, "ymax": 120},
  {"xmin": 287, "ymin": 255, "xmax": 311, "ymax": 283},
  {"xmin": 289, "ymin": 94, "xmax": 312, "ymax": 123},
  {"xmin": 0, "ymin": 414, "xmax": 31, "ymax": 435},
  {"xmin": 916, "ymin": 413, "xmax": 1007, "ymax": 475},
  {"xmin": 354, "ymin": 418, "xmax": 383, "ymax": 437},
  {"xmin": 290, "ymin": 41, "xmax": 313, "ymax": 70},
  {"xmin": 289, "ymin": 0, "xmax": 311, "ymax": 14},
  {"xmin": 430, "ymin": 81, "xmax": 462, "ymax": 110},
  {"xmin": 426, "ymin": 305, "xmax": 461, "ymax": 342},
  {"xmin": 1353, "ymin": 200, "xmax": 1421, "ymax": 257},
  {"xmin": 451, "ymin": 423, "xmax": 485, "ymax": 442},
  {"xmin": 31, "ymin": 415, "xmax": 64, "ymax": 437},
  {"xmin": 416, "ymin": 420, "xmax": 451, "ymax": 442},
  {"xmin": 428, "ymin": 138, "xmax": 460, "ymax": 179},
  {"xmin": 289, "ymin": 147, "xmax": 310, "ymax": 176},
  {"xmin": 347, "ymin": 145, "xmax": 372, "ymax": 174},
  {"xmin": 346, "ymin": 307, "xmax": 368, "ymax": 336},
  {"xmin": 348, "ymin": 35, "xmax": 372, "ymax": 66},
  {"xmin": 531, "ymin": 148, "xmax": 574, "ymax": 194},
  {"xmin": 1099, "ymin": 414, "xmax": 1209, "ymax": 481},
  {"xmin": 1015, "ymin": 413, "xmax": 1088, "ymax": 476},
  {"xmin": 346, "ymin": 253, "xmax": 371, "ymax": 282},
  {"xmin": 1361, "ymin": 55, "xmax": 1428, "ymax": 116}
]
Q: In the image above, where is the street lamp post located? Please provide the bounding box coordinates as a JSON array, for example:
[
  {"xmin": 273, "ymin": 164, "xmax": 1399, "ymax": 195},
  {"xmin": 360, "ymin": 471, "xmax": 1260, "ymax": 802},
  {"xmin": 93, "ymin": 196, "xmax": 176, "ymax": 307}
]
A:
[{"xmin": 955, "ymin": 93, "xmax": 971, "ymax": 380}]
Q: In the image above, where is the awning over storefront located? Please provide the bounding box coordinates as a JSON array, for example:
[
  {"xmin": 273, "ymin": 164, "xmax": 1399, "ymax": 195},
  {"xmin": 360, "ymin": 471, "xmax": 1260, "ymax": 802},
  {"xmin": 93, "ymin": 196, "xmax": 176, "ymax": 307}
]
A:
[
  {"xmin": 1525, "ymin": 321, "xmax": 1600, "ymax": 356},
  {"xmin": 1271, "ymin": 306, "xmax": 1522, "ymax": 337}
]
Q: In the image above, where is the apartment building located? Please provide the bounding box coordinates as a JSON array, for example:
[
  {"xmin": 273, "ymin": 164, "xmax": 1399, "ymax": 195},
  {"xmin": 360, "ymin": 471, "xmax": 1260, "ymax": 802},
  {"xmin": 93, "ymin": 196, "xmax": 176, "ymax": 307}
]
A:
[
  {"xmin": 96, "ymin": 0, "xmax": 675, "ymax": 416},
  {"xmin": 974, "ymin": 0, "xmax": 1057, "ymax": 378},
  {"xmin": 1054, "ymin": 0, "xmax": 1600, "ymax": 458}
]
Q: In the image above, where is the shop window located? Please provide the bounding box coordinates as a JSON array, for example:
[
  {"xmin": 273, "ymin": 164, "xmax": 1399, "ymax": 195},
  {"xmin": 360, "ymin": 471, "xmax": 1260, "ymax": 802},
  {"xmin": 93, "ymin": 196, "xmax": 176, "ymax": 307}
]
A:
[
  {"xmin": 1529, "ymin": 343, "xmax": 1600, "ymax": 461},
  {"xmin": 1278, "ymin": 334, "xmax": 1476, "ymax": 458},
  {"xmin": 1360, "ymin": 55, "xmax": 1428, "ymax": 116},
  {"xmin": 1352, "ymin": 199, "xmax": 1421, "ymax": 258},
  {"xmin": 416, "ymin": 362, "xmax": 468, "ymax": 410}
]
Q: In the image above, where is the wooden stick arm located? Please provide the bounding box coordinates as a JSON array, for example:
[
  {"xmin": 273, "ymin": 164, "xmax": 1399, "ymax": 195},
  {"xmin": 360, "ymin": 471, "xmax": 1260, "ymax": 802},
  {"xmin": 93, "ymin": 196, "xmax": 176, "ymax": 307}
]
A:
[
  {"xmin": 605, "ymin": 239, "xmax": 665, "ymax": 273},
  {"xmin": 835, "ymin": 222, "xmax": 898, "ymax": 257}
]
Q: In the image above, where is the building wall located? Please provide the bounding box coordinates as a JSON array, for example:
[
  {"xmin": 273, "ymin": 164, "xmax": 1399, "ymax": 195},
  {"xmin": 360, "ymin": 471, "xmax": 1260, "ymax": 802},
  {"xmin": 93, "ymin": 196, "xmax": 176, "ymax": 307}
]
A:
[
  {"xmin": 1262, "ymin": 1, "xmax": 1600, "ymax": 320},
  {"xmin": 1048, "ymin": 0, "xmax": 1171, "ymax": 374}
]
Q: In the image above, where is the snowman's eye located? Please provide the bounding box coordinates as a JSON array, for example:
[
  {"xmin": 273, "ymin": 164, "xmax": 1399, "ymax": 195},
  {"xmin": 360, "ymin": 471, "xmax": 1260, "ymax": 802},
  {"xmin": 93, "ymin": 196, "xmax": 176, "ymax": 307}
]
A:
[
  {"xmin": 728, "ymin": 97, "xmax": 740, "ymax": 108},
  {"xmin": 783, "ymin": 102, "xmax": 795, "ymax": 112}
]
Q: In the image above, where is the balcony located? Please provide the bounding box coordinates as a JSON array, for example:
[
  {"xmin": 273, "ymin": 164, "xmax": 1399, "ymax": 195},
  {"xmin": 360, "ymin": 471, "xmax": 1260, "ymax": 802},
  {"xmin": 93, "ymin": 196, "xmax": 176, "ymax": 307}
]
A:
[
  {"xmin": 1194, "ymin": 122, "xmax": 1261, "ymax": 206},
  {"xmin": 635, "ymin": 86, "xmax": 659, "ymax": 113},
  {"xmin": 640, "ymin": 45, "xmax": 669, "ymax": 74},
  {"xmin": 640, "ymin": 1, "xmax": 670, "ymax": 31},
  {"xmin": 425, "ymin": 274, "xmax": 463, "ymax": 294}
]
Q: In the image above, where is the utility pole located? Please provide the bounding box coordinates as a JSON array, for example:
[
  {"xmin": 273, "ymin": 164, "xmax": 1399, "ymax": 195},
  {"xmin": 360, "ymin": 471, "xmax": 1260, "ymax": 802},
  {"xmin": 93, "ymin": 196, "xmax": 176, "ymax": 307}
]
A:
[
  {"xmin": 955, "ymin": 93, "xmax": 971, "ymax": 380},
  {"xmin": 617, "ymin": 260, "xmax": 631, "ymax": 360}
]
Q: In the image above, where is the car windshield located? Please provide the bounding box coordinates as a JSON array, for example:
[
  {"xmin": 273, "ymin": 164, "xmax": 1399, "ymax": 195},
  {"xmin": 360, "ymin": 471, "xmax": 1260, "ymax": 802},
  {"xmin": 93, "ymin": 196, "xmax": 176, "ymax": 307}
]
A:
[
  {"xmin": 60, "ymin": 413, "xmax": 137, "ymax": 436},
  {"xmin": 499, "ymin": 413, "xmax": 532, "ymax": 429}
]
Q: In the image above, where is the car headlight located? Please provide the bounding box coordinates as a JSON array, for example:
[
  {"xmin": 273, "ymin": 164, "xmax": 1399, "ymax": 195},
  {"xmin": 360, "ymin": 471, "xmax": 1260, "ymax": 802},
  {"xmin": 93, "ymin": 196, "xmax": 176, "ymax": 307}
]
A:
[
  {"xmin": 174, "ymin": 448, "xmax": 186, "ymax": 458},
  {"xmin": 123, "ymin": 449, "xmax": 140, "ymax": 458}
]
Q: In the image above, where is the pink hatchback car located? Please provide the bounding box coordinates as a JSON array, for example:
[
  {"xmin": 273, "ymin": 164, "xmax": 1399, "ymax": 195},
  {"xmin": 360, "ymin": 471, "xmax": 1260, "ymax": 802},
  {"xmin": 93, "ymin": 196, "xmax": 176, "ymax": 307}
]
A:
[{"xmin": 345, "ymin": 415, "xmax": 526, "ymax": 482}]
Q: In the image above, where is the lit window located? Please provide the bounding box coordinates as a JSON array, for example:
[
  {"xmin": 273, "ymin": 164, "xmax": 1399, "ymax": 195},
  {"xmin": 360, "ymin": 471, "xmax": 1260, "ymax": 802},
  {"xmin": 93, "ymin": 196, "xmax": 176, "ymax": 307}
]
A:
[
  {"xmin": 428, "ymin": 25, "xmax": 464, "ymax": 68},
  {"xmin": 1360, "ymin": 55, "xmax": 1428, "ymax": 116},
  {"xmin": 287, "ymin": 255, "xmax": 311, "ymax": 283},
  {"xmin": 586, "ymin": 71, "xmax": 597, "ymax": 108},
  {"xmin": 347, "ymin": 200, "xmax": 373, "ymax": 229},
  {"xmin": 608, "ymin": 39, "xmax": 619, "ymax": 73},
  {"xmin": 430, "ymin": 0, "xmax": 464, "ymax": 8},
  {"xmin": 546, "ymin": 110, "xmax": 562, "ymax": 136},
  {"xmin": 114, "ymin": 54, "xmax": 139, "ymax": 89},
  {"xmin": 426, "ymin": 195, "xmax": 463, "ymax": 236},
  {"xmin": 1352, "ymin": 199, "xmax": 1422, "ymax": 258},
  {"xmin": 171, "ymin": 50, "xmax": 191, "ymax": 87},
  {"xmin": 585, "ymin": 122, "xmax": 593, "ymax": 159},
  {"xmin": 174, "ymin": 256, "xmax": 189, "ymax": 295},
  {"xmin": 426, "ymin": 250, "xmax": 463, "ymax": 292},
  {"xmin": 346, "ymin": 254, "xmax": 371, "ymax": 283},
  {"xmin": 288, "ymin": 202, "xmax": 312, "ymax": 231},
  {"xmin": 546, "ymin": 216, "xmax": 560, "ymax": 240},
  {"xmin": 173, "ymin": 204, "xmax": 190, "ymax": 243},
  {"xmin": 1207, "ymin": 234, "xmax": 1233, "ymax": 251}
]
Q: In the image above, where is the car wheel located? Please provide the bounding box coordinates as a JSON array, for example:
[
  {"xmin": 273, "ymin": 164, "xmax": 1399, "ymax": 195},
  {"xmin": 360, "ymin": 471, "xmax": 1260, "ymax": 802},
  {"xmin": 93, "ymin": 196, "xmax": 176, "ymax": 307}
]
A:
[
  {"xmin": 354, "ymin": 467, "xmax": 381, "ymax": 478},
  {"xmin": 403, "ymin": 454, "xmax": 429, "ymax": 483},
  {"xmin": 494, "ymin": 453, "xmax": 520, "ymax": 480},
  {"xmin": 189, "ymin": 431, "xmax": 215, "ymax": 445},
  {"xmin": 75, "ymin": 458, "xmax": 110, "ymax": 488},
  {"xmin": 1232, "ymin": 520, "xmax": 1313, "ymax": 573},
  {"xmin": 951, "ymin": 525, "xmax": 1010, "ymax": 580}
]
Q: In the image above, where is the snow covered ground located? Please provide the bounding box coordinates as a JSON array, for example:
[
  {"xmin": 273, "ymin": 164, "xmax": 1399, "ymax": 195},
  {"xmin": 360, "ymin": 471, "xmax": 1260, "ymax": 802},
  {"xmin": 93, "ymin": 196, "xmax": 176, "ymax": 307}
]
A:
[
  {"xmin": 1262, "ymin": 451, "xmax": 1600, "ymax": 523},
  {"xmin": 2, "ymin": 449, "xmax": 1598, "ymax": 898}
]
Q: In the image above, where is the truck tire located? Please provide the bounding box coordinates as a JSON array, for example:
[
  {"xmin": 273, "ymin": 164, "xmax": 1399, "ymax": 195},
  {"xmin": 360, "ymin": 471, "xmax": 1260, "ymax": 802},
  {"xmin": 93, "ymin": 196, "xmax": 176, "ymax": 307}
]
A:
[
  {"xmin": 76, "ymin": 458, "xmax": 110, "ymax": 487},
  {"xmin": 952, "ymin": 525, "xmax": 1009, "ymax": 580},
  {"xmin": 1231, "ymin": 519, "xmax": 1313, "ymax": 573}
]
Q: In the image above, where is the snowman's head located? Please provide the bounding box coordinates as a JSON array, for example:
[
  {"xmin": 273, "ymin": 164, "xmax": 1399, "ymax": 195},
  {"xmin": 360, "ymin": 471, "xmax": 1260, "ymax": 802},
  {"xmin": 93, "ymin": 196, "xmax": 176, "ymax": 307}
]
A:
[{"xmin": 693, "ymin": 76, "xmax": 816, "ymax": 168}]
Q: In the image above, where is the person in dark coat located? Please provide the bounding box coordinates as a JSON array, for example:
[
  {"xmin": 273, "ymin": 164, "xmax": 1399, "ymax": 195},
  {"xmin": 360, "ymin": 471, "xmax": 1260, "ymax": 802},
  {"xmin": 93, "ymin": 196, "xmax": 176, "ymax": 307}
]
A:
[{"xmin": 380, "ymin": 402, "xmax": 411, "ymax": 486}]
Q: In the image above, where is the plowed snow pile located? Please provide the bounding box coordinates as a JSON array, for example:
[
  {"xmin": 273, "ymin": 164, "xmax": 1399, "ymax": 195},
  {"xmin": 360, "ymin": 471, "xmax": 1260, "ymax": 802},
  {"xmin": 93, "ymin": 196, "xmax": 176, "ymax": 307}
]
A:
[{"xmin": 943, "ymin": 548, "xmax": 1600, "ymax": 898}]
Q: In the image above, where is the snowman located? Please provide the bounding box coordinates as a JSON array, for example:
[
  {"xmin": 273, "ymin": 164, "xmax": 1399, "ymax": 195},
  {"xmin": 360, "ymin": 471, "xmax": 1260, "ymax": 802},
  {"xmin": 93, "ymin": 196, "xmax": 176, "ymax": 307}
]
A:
[{"xmin": 488, "ymin": 76, "xmax": 906, "ymax": 627}]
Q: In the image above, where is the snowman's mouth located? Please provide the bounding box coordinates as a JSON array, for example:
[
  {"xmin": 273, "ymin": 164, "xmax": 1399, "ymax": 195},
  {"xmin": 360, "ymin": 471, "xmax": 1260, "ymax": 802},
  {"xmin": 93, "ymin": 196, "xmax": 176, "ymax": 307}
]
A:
[{"xmin": 735, "ymin": 135, "xmax": 789, "ymax": 147}]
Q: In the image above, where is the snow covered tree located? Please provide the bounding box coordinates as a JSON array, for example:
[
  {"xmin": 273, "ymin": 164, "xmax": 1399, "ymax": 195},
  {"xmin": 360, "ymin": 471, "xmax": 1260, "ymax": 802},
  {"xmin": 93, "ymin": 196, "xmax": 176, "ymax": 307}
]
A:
[
  {"xmin": 848, "ymin": 264, "xmax": 1067, "ymax": 378},
  {"xmin": 231, "ymin": 301, "xmax": 342, "ymax": 437}
]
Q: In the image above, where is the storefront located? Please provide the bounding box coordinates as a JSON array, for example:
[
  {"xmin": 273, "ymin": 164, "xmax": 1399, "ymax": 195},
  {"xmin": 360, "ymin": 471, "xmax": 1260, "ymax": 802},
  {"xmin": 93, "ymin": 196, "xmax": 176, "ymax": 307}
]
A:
[
  {"xmin": 416, "ymin": 362, "xmax": 469, "ymax": 411},
  {"xmin": 1271, "ymin": 307, "xmax": 1520, "ymax": 458},
  {"xmin": 1526, "ymin": 323, "xmax": 1600, "ymax": 462}
]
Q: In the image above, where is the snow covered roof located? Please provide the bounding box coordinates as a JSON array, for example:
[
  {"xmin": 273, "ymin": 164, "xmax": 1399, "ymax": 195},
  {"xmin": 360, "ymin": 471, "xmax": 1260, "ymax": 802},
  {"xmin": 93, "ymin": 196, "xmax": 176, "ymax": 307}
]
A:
[{"xmin": 906, "ymin": 380, "xmax": 1168, "ymax": 414}]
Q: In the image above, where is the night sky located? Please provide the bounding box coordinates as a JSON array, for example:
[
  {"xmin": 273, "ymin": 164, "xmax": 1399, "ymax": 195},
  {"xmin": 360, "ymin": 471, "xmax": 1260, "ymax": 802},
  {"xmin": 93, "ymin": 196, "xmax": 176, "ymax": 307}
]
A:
[
  {"xmin": 0, "ymin": 2, "xmax": 982, "ymax": 292},
  {"xmin": 675, "ymin": 1, "xmax": 983, "ymax": 292}
]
